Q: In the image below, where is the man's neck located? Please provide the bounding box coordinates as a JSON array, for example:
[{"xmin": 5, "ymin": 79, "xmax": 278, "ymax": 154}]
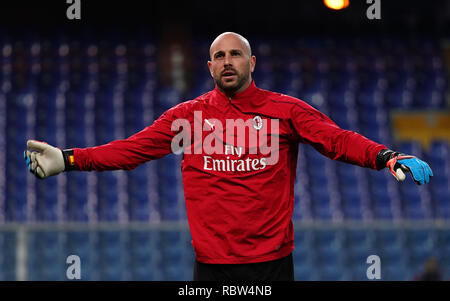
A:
[{"xmin": 219, "ymin": 79, "xmax": 252, "ymax": 99}]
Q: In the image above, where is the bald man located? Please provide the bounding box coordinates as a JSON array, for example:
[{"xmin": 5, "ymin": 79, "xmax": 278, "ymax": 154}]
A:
[
  {"xmin": 24, "ymin": 32, "xmax": 432, "ymax": 281},
  {"xmin": 208, "ymin": 32, "xmax": 255, "ymax": 96}
]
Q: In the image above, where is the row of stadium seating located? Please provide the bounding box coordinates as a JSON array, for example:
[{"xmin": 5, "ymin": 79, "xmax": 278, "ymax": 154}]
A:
[
  {"xmin": 1, "ymin": 227, "xmax": 449, "ymax": 281},
  {"xmin": 2, "ymin": 37, "xmax": 446, "ymax": 108}
]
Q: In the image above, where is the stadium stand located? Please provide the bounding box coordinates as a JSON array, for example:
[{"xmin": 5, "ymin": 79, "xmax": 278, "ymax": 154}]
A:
[{"xmin": 0, "ymin": 34, "xmax": 448, "ymax": 280}]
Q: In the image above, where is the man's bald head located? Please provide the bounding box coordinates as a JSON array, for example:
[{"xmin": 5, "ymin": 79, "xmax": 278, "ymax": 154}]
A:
[
  {"xmin": 207, "ymin": 32, "xmax": 256, "ymax": 96},
  {"xmin": 209, "ymin": 32, "xmax": 252, "ymax": 60}
]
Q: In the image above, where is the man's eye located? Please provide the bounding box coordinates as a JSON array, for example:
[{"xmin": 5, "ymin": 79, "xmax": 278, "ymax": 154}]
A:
[{"xmin": 215, "ymin": 53, "xmax": 224, "ymax": 58}]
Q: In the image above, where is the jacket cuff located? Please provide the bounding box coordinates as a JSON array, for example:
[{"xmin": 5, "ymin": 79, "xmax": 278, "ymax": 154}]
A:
[
  {"xmin": 375, "ymin": 149, "xmax": 397, "ymax": 170},
  {"xmin": 61, "ymin": 149, "xmax": 77, "ymax": 171}
]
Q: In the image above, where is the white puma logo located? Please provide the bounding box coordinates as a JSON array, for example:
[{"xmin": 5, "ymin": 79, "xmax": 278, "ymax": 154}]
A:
[{"xmin": 204, "ymin": 119, "xmax": 215, "ymax": 130}]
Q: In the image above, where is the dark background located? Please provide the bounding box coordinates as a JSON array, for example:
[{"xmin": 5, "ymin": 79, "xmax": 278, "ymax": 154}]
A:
[{"xmin": 0, "ymin": 0, "xmax": 448, "ymax": 37}]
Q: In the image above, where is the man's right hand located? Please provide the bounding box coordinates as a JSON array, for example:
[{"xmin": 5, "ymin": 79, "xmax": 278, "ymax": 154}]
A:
[{"xmin": 24, "ymin": 140, "xmax": 65, "ymax": 179}]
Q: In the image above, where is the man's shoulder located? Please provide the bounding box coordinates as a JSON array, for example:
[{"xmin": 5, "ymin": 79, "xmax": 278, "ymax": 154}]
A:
[
  {"xmin": 165, "ymin": 91, "xmax": 213, "ymax": 116},
  {"xmin": 256, "ymin": 88, "xmax": 315, "ymax": 117},
  {"xmin": 173, "ymin": 90, "xmax": 211, "ymax": 106},
  {"xmin": 184, "ymin": 90, "xmax": 214, "ymax": 105},
  {"xmin": 262, "ymin": 89, "xmax": 309, "ymax": 107}
]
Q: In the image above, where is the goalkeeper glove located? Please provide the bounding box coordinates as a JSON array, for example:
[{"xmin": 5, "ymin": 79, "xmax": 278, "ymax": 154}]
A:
[
  {"xmin": 376, "ymin": 149, "xmax": 433, "ymax": 185},
  {"xmin": 24, "ymin": 140, "xmax": 75, "ymax": 179}
]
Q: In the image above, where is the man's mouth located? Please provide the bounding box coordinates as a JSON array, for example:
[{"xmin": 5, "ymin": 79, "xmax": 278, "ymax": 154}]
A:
[{"xmin": 221, "ymin": 70, "xmax": 237, "ymax": 79}]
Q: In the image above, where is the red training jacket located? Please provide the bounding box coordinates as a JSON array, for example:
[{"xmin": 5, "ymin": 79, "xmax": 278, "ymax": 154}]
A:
[{"xmin": 70, "ymin": 81, "xmax": 387, "ymax": 264}]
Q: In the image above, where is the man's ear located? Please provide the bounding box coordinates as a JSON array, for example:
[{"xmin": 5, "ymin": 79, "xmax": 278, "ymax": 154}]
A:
[
  {"xmin": 250, "ymin": 55, "xmax": 256, "ymax": 73},
  {"xmin": 207, "ymin": 60, "xmax": 213, "ymax": 77}
]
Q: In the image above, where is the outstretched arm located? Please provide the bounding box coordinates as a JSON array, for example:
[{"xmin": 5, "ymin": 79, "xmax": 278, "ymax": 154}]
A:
[
  {"xmin": 290, "ymin": 100, "xmax": 433, "ymax": 185},
  {"xmin": 24, "ymin": 103, "xmax": 187, "ymax": 179}
]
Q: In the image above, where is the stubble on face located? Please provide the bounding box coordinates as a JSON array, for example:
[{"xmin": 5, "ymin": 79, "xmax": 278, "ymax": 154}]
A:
[{"xmin": 213, "ymin": 66, "xmax": 250, "ymax": 95}]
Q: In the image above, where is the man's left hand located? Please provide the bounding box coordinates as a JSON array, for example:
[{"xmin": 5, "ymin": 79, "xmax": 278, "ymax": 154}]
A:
[{"xmin": 386, "ymin": 154, "xmax": 433, "ymax": 185}]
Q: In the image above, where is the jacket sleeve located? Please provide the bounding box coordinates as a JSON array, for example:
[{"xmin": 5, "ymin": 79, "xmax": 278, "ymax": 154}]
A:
[
  {"xmin": 290, "ymin": 100, "xmax": 387, "ymax": 170},
  {"xmin": 71, "ymin": 103, "xmax": 187, "ymax": 171}
]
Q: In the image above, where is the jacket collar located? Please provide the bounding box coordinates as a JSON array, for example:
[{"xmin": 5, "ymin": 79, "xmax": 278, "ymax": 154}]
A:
[
  {"xmin": 213, "ymin": 80, "xmax": 266, "ymax": 111},
  {"xmin": 210, "ymin": 80, "xmax": 289, "ymax": 119}
]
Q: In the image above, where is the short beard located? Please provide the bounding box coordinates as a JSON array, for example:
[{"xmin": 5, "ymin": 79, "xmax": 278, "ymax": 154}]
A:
[{"xmin": 215, "ymin": 72, "xmax": 249, "ymax": 96}]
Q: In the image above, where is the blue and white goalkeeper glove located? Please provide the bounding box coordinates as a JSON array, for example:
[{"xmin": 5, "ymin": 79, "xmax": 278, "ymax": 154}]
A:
[{"xmin": 377, "ymin": 149, "xmax": 433, "ymax": 185}]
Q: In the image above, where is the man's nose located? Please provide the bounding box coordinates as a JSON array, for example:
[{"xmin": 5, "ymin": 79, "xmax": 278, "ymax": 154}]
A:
[{"xmin": 223, "ymin": 53, "xmax": 232, "ymax": 66}]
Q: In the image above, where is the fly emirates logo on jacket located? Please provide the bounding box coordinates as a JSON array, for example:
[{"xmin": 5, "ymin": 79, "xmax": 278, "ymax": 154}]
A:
[{"xmin": 170, "ymin": 111, "xmax": 280, "ymax": 173}]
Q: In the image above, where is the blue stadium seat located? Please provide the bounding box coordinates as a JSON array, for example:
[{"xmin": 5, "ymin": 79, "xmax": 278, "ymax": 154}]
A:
[
  {"xmin": 318, "ymin": 263, "xmax": 347, "ymax": 281},
  {"xmin": 433, "ymin": 186, "xmax": 450, "ymax": 219},
  {"xmin": 405, "ymin": 229, "xmax": 436, "ymax": 270},
  {"xmin": 383, "ymin": 265, "xmax": 410, "ymax": 281},
  {"xmin": 375, "ymin": 229, "xmax": 406, "ymax": 256},
  {"xmin": 345, "ymin": 229, "xmax": 374, "ymax": 248},
  {"xmin": 310, "ymin": 188, "xmax": 333, "ymax": 220},
  {"xmin": 27, "ymin": 231, "xmax": 65, "ymax": 280},
  {"xmin": 295, "ymin": 264, "xmax": 317, "ymax": 281},
  {"xmin": 357, "ymin": 89, "xmax": 385, "ymax": 110},
  {"xmin": 65, "ymin": 231, "xmax": 92, "ymax": 260},
  {"xmin": 414, "ymin": 89, "xmax": 445, "ymax": 108},
  {"xmin": 345, "ymin": 229, "xmax": 377, "ymax": 274},
  {"xmin": 350, "ymin": 264, "xmax": 373, "ymax": 281},
  {"xmin": 341, "ymin": 186, "xmax": 364, "ymax": 220},
  {"xmin": 0, "ymin": 232, "xmax": 16, "ymax": 280},
  {"xmin": 385, "ymin": 88, "xmax": 414, "ymax": 109},
  {"xmin": 400, "ymin": 185, "xmax": 427, "ymax": 219},
  {"xmin": 132, "ymin": 264, "xmax": 154, "ymax": 280},
  {"xmin": 371, "ymin": 186, "xmax": 394, "ymax": 220},
  {"xmin": 428, "ymin": 141, "xmax": 449, "ymax": 162},
  {"xmin": 397, "ymin": 141, "xmax": 423, "ymax": 158},
  {"xmin": 163, "ymin": 264, "xmax": 185, "ymax": 281}
]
